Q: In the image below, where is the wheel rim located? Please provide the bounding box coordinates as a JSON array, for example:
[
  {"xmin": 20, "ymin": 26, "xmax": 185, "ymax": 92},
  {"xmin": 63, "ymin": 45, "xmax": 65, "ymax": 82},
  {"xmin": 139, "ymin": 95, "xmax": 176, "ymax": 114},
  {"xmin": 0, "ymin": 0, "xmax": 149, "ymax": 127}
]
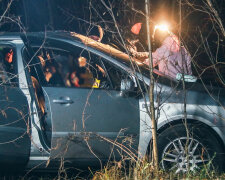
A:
[{"xmin": 161, "ymin": 137, "xmax": 210, "ymax": 173}]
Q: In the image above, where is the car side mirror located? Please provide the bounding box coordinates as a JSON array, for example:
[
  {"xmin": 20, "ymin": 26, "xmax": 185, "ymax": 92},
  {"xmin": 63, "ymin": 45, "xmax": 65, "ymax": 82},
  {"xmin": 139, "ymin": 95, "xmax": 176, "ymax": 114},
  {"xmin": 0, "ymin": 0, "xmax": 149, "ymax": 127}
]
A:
[{"xmin": 120, "ymin": 79, "xmax": 135, "ymax": 97}]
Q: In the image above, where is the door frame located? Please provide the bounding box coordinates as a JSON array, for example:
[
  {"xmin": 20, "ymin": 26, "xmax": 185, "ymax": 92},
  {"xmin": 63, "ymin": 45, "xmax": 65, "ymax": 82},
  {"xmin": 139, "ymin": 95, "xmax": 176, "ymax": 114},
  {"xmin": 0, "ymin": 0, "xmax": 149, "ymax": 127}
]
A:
[{"xmin": 13, "ymin": 39, "xmax": 50, "ymax": 165}]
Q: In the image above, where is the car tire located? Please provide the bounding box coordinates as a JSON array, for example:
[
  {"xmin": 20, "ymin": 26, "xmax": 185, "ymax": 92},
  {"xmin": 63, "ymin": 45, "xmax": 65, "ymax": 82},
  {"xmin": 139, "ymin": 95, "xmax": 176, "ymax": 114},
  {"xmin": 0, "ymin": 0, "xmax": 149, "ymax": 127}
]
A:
[{"xmin": 157, "ymin": 123, "xmax": 224, "ymax": 173}]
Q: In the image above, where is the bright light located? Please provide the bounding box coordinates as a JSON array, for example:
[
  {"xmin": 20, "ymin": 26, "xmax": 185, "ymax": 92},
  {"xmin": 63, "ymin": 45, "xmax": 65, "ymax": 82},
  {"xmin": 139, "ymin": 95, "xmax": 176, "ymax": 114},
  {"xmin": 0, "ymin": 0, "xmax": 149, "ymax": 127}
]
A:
[
  {"xmin": 154, "ymin": 23, "xmax": 169, "ymax": 32},
  {"xmin": 152, "ymin": 22, "xmax": 172, "ymax": 39}
]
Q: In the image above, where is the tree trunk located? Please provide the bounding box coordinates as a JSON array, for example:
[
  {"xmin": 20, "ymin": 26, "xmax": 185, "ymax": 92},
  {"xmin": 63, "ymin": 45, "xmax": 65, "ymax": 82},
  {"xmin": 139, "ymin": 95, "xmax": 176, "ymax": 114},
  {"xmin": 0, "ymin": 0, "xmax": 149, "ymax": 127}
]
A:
[{"xmin": 145, "ymin": 0, "xmax": 159, "ymax": 173}]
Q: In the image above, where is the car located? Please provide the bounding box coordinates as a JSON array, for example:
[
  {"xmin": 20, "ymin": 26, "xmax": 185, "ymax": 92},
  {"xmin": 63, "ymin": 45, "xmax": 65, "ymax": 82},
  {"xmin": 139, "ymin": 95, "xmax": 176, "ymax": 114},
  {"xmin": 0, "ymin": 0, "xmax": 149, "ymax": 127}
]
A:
[{"xmin": 0, "ymin": 32, "xmax": 224, "ymax": 173}]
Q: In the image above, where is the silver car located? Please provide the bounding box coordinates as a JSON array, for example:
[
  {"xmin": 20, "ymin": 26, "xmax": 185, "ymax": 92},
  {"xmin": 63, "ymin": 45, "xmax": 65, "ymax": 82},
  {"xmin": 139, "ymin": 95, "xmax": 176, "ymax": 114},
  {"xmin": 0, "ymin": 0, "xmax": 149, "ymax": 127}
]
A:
[{"xmin": 0, "ymin": 32, "xmax": 224, "ymax": 173}]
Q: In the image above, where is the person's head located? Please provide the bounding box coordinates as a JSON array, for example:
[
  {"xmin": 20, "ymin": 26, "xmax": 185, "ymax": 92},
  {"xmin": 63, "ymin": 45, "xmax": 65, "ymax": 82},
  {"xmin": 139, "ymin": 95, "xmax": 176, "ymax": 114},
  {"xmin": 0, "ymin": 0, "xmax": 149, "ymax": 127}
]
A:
[
  {"xmin": 44, "ymin": 68, "xmax": 52, "ymax": 82},
  {"xmin": 78, "ymin": 56, "xmax": 87, "ymax": 67},
  {"xmin": 154, "ymin": 29, "xmax": 170, "ymax": 44},
  {"xmin": 151, "ymin": 26, "xmax": 171, "ymax": 51},
  {"xmin": 44, "ymin": 63, "xmax": 56, "ymax": 82}
]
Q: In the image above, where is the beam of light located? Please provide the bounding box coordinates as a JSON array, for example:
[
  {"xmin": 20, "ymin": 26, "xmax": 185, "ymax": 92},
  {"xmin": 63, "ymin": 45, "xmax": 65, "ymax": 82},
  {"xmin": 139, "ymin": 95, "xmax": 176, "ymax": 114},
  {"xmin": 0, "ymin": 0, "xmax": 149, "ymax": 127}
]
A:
[{"xmin": 152, "ymin": 22, "xmax": 172, "ymax": 39}]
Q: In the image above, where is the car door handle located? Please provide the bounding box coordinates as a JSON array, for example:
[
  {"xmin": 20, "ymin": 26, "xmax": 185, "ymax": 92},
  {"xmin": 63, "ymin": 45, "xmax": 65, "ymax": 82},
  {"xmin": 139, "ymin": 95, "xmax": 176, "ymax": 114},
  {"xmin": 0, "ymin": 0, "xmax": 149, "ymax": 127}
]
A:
[{"xmin": 53, "ymin": 97, "xmax": 74, "ymax": 105}]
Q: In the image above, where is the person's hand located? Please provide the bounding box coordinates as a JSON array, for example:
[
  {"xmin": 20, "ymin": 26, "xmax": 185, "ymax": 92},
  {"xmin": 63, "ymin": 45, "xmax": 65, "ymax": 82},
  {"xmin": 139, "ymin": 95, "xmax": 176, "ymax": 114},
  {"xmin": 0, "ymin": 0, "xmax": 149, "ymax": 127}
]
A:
[
  {"xmin": 5, "ymin": 49, "xmax": 13, "ymax": 63},
  {"xmin": 127, "ymin": 39, "xmax": 139, "ymax": 48},
  {"xmin": 96, "ymin": 64, "xmax": 106, "ymax": 77},
  {"xmin": 126, "ymin": 44, "xmax": 138, "ymax": 58}
]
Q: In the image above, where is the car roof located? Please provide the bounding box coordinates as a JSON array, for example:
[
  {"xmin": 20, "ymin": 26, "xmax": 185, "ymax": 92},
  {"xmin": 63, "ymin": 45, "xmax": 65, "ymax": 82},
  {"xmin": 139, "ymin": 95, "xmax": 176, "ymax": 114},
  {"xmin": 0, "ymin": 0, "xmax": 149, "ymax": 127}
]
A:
[
  {"xmin": 0, "ymin": 31, "xmax": 70, "ymax": 39},
  {"xmin": 0, "ymin": 31, "xmax": 84, "ymax": 46},
  {"xmin": 0, "ymin": 32, "xmax": 22, "ymax": 40},
  {"xmin": 0, "ymin": 31, "xmax": 142, "ymax": 63}
]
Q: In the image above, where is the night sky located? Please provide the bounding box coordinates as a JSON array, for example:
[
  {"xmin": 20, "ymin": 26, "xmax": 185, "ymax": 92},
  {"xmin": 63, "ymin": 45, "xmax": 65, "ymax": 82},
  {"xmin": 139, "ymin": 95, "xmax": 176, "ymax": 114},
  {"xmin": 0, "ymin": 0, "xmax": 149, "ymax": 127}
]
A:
[
  {"xmin": 0, "ymin": 0, "xmax": 225, "ymax": 85},
  {"xmin": 0, "ymin": 0, "xmax": 190, "ymax": 32}
]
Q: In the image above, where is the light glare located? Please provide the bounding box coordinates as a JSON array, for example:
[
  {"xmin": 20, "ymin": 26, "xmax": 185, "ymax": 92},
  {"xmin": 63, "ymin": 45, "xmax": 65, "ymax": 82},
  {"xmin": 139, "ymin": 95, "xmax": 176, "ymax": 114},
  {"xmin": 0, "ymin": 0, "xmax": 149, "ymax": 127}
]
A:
[{"xmin": 154, "ymin": 24, "xmax": 169, "ymax": 32}]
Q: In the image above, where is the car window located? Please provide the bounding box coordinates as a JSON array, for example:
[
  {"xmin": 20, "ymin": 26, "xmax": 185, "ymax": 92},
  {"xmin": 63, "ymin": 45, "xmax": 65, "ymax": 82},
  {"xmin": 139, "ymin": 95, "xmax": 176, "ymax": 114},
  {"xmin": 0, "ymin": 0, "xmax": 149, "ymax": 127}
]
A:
[
  {"xmin": 0, "ymin": 46, "xmax": 17, "ymax": 85},
  {"xmin": 32, "ymin": 46, "xmax": 111, "ymax": 89},
  {"xmin": 101, "ymin": 60, "xmax": 130, "ymax": 90}
]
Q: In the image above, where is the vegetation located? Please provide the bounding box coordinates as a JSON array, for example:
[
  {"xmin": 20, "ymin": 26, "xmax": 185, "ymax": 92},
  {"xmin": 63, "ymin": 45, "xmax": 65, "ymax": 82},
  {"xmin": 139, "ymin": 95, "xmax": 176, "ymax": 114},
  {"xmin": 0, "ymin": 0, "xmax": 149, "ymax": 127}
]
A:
[
  {"xmin": 0, "ymin": 0, "xmax": 225, "ymax": 179},
  {"xmin": 92, "ymin": 160, "xmax": 225, "ymax": 180}
]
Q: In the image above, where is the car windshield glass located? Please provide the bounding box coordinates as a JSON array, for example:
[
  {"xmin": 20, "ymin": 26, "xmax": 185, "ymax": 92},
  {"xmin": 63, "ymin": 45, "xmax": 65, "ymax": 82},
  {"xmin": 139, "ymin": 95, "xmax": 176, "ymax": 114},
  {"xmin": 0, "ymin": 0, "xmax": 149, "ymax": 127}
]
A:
[{"xmin": 69, "ymin": 34, "xmax": 176, "ymax": 81}]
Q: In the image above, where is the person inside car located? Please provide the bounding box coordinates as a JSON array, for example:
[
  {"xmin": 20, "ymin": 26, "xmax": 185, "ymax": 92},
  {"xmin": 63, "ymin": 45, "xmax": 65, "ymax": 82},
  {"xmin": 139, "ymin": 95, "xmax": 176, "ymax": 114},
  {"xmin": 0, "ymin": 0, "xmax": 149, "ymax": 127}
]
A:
[
  {"xmin": 44, "ymin": 60, "xmax": 64, "ymax": 86},
  {"xmin": 70, "ymin": 71, "xmax": 80, "ymax": 87},
  {"xmin": 4, "ymin": 49, "xmax": 14, "ymax": 74},
  {"xmin": 75, "ymin": 56, "xmax": 94, "ymax": 88},
  {"xmin": 5, "ymin": 49, "xmax": 13, "ymax": 64},
  {"xmin": 55, "ymin": 53, "xmax": 75, "ymax": 87},
  {"xmin": 37, "ymin": 50, "xmax": 46, "ymax": 67},
  {"xmin": 72, "ymin": 56, "xmax": 106, "ymax": 88},
  {"xmin": 0, "ymin": 48, "xmax": 15, "ymax": 83},
  {"xmin": 43, "ymin": 64, "xmax": 53, "ymax": 83}
]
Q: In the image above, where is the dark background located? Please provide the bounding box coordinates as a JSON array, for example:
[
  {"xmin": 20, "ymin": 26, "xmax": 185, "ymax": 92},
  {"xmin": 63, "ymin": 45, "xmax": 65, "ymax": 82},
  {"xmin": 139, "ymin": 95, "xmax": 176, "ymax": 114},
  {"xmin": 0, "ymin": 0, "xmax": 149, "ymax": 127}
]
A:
[
  {"xmin": 0, "ymin": 0, "xmax": 225, "ymax": 85},
  {"xmin": 0, "ymin": 0, "xmax": 224, "ymax": 43},
  {"xmin": 0, "ymin": 0, "xmax": 208, "ymax": 35}
]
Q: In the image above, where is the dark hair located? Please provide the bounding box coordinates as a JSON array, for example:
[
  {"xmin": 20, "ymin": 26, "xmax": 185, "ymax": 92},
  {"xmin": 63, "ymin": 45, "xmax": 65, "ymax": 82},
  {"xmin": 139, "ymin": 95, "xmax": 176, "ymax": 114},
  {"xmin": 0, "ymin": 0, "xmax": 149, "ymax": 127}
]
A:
[{"xmin": 153, "ymin": 29, "xmax": 170, "ymax": 49}]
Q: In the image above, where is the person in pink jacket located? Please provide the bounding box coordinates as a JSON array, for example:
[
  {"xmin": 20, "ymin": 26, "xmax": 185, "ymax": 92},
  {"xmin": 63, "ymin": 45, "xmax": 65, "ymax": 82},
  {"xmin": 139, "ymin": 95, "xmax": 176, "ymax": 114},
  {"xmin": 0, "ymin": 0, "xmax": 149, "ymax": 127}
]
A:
[
  {"xmin": 128, "ymin": 23, "xmax": 192, "ymax": 79},
  {"xmin": 145, "ymin": 33, "xmax": 192, "ymax": 79}
]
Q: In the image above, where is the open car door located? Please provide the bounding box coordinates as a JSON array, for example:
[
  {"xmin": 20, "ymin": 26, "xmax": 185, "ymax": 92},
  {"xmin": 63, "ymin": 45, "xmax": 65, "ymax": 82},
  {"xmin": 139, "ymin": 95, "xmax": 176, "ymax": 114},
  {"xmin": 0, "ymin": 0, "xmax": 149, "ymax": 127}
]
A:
[{"xmin": 0, "ymin": 44, "xmax": 30, "ymax": 170}]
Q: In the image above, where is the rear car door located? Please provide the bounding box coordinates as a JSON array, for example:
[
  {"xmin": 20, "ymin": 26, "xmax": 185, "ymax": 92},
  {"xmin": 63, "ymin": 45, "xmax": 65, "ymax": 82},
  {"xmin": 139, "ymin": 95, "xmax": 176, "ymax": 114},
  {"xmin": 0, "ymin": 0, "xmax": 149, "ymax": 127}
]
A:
[
  {"xmin": 32, "ymin": 39, "xmax": 140, "ymax": 165},
  {"xmin": 0, "ymin": 43, "xmax": 30, "ymax": 169}
]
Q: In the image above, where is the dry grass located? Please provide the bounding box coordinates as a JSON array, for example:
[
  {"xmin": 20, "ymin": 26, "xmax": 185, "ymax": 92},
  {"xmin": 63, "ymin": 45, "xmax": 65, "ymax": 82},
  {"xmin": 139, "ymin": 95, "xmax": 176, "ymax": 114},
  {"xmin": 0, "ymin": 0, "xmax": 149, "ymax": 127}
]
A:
[{"xmin": 91, "ymin": 159, "xmax": 225, "ymax": 180}]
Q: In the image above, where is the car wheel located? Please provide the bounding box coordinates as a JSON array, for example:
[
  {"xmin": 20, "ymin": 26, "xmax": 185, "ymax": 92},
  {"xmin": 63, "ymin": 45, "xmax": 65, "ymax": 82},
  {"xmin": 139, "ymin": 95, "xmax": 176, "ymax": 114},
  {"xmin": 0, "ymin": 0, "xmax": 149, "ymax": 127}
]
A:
[{"xmin": 157, "ymin": 123, "xmax": 224, "ymax": 173}]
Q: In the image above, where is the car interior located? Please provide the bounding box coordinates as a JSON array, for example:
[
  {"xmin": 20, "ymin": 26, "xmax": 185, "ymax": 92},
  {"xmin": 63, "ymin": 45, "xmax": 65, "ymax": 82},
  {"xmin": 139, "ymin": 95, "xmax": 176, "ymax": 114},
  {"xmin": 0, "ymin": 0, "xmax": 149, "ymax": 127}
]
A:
[
  {"xmin": 22, "ymin": 43, "xmax": 135, "ymax": 149},
  {"xmin": 0, "ymin": 46, "xmax": 16, "ymax": 85}
]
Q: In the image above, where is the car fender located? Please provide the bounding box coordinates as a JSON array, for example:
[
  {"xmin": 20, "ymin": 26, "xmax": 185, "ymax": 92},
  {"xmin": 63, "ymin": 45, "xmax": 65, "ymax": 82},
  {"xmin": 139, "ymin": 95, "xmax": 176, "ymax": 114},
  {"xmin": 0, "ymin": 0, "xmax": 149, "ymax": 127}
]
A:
[{"xmin": 138, "ymin": 102, "xmax": 225, "ymax": 158}]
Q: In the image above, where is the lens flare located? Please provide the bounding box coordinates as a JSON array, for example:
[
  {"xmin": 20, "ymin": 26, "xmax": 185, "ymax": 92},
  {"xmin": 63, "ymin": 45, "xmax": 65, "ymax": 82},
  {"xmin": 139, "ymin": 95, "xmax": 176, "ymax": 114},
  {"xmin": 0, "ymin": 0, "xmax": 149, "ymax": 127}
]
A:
[
  {"xmin": 152, "ymin": 22, "xmax": 171, "ymax": 39},
  {"xmin": 154, "ymin": 23, "xmax": 169, "ymax": 32}
]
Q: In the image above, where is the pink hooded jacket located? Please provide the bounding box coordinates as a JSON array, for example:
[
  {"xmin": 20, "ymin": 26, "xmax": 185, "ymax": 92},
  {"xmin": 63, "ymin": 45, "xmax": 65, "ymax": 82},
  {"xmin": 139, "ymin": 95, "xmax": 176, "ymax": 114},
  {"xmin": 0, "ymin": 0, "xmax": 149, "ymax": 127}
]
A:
[{"xmin": 144, "ymin": 35, "xmax": 192, "ymax": 79}]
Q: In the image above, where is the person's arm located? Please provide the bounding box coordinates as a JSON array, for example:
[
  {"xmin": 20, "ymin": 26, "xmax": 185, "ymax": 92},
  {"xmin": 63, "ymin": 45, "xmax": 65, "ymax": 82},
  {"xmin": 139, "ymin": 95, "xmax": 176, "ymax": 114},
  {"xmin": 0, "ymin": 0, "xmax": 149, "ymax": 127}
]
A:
[
  {"xmin": 144, "ymin": 45, "xmax": 168, "ymax": 67},
  {"xmin": 181, "ymin": 46, "xmax": 192, "ymax": 75},
  {"xmin": 127, "ymin": 44, "xmax": 149, "ymax": 59},
  {"xmin": 126, "ymin": 39, "xmax": 149, "ymax": 59}
]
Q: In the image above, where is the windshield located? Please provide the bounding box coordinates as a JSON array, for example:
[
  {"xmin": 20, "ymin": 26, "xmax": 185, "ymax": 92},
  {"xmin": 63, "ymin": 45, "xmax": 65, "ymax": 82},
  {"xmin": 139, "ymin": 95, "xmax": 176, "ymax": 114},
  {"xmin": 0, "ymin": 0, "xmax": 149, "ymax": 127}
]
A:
[{"xmin": 69, "ymin": 32, "xmax": 177, "ymax": 82}]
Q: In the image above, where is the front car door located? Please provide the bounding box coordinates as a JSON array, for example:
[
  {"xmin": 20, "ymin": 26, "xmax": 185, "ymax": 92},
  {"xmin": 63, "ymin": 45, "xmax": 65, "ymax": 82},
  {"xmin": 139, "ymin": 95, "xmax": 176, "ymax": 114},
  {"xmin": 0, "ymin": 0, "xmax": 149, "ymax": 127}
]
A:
[
  {"xmin": 0, "ymin": 42, "xmax": 30, "ymax": 170},
  {"xmin": 30, "ymin": 38, "xmax": 140, "ymax": 166}
]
